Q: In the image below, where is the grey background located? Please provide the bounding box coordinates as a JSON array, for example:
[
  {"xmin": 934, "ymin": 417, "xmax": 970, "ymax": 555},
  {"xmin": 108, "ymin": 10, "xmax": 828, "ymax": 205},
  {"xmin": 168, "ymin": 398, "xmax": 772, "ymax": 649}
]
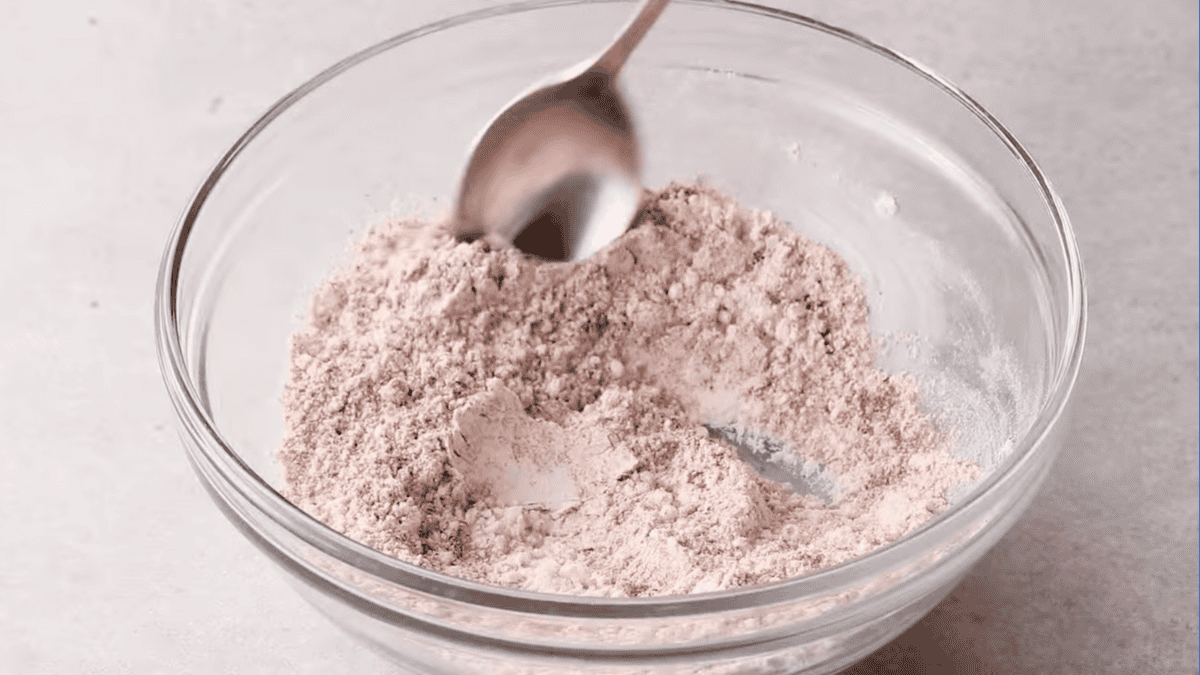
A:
[{"xmin": 1, "ymin": 0, "xmax": 1195, "ymax": 673}]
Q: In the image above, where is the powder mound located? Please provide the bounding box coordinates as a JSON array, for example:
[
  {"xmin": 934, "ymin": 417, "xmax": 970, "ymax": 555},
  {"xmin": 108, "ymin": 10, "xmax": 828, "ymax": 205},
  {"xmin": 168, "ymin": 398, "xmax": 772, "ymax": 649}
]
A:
[{"xmin": 278, "ymin": 180, "xmax": 979, "ymax": 597}]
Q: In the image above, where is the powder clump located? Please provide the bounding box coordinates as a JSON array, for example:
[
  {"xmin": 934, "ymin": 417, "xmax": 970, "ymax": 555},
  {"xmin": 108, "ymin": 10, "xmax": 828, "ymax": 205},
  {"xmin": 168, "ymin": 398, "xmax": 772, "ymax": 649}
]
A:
[{"xmin": 278, "ymin": 181, "xmax": 979, "ymax": 597}]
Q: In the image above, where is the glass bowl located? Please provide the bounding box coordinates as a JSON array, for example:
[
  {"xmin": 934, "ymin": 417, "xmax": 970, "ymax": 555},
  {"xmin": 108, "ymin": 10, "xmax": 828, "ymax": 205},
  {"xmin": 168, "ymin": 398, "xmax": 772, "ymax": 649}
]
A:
[{"xmin": 154, "ymin": 1, "xmax": 1086, "ymax": 673}]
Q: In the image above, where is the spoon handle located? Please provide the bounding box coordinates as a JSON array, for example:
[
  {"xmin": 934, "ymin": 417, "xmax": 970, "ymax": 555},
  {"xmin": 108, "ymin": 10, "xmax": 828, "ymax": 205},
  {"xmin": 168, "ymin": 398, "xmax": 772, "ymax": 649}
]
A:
[{"xmin": 592, "ymin": 0, "xmax": 671, "ymax": 76}]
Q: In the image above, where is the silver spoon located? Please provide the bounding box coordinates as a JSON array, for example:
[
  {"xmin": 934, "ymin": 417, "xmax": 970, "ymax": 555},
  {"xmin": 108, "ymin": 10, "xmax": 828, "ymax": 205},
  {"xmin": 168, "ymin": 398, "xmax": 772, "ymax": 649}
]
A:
[{"xmin": 452, "ymin": 0, "xmax": 671, "ymax": 262}]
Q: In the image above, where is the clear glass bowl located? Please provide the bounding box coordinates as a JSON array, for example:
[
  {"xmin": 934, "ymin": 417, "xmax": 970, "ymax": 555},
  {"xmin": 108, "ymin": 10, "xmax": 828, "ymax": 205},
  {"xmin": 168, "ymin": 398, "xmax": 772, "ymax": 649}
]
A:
[{"xmin": 154, "ymin": 2, "xmax": 1086, "ymax": 673}]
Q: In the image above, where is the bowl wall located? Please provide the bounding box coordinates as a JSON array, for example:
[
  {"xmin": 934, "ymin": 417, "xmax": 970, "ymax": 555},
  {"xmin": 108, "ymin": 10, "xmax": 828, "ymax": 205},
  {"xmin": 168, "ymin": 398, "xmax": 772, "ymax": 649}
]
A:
[{"xmin": 157, "ymin": 2, "xmax": 1085, "ymax": 673}]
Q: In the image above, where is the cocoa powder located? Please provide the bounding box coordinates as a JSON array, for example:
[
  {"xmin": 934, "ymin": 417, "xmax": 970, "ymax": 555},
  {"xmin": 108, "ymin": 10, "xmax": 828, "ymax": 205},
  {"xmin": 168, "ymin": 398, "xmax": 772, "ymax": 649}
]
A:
[{"xmin": 278, "ymin": 181, "xmax": 979, "ymax": 597}]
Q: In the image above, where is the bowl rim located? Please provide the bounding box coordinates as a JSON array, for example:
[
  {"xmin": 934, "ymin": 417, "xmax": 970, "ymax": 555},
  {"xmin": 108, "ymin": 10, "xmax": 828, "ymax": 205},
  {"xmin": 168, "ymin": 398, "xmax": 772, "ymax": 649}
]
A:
[{"xmin": 154, "ymin": 0, "xmax": 1087, "ymax": 617}]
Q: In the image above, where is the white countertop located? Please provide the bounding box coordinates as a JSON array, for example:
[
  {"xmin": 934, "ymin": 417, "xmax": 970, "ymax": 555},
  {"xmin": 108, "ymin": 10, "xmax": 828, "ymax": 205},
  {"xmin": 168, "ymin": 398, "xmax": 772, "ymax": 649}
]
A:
[{"xmin": 2, "ymin": 1, "xmax": 1195, "ymax": 672}]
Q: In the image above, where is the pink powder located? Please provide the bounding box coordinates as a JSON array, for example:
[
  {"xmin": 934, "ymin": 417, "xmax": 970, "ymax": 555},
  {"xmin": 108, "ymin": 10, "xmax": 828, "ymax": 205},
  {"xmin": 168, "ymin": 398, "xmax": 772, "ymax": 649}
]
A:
[{"xmin": 278, "ymin": 181, "xmax": 979, "ymax": 597}]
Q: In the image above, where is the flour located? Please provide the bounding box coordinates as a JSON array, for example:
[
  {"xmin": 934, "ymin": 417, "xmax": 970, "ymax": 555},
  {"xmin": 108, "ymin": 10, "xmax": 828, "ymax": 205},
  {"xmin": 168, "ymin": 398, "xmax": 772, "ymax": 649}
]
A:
[{"xmin": 278, "ymin": 181, "xmax": 979, "ymax": 597}]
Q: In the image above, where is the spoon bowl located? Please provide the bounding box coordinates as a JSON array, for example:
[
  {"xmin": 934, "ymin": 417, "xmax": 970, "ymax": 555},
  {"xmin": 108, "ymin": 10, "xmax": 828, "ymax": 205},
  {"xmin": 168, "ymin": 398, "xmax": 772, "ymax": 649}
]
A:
[{"xmin": 453, "ymin": 0, "xmax": 670, "ymax": 261}]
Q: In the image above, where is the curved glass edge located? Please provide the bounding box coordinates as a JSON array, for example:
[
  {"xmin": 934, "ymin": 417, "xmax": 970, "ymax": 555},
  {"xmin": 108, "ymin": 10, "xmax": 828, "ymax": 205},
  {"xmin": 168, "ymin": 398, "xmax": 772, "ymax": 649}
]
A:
[{"xmin": 153, "ymin": 0, "xmax": 1087, "ymax": 616}]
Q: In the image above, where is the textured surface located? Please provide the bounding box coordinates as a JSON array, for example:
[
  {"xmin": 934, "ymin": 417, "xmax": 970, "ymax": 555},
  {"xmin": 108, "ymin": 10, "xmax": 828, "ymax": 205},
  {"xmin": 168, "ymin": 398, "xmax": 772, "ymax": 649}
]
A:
[{"xmin": 1, "ymin": 0, "xmax": 1195, "ymax": 673}]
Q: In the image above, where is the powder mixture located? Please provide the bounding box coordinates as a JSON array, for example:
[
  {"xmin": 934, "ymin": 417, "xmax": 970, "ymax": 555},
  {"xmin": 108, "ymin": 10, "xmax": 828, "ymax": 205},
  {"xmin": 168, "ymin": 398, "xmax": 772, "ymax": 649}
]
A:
[{"xmin": 279, "ymin": 181, "xmax": 979, "ymax": 597}]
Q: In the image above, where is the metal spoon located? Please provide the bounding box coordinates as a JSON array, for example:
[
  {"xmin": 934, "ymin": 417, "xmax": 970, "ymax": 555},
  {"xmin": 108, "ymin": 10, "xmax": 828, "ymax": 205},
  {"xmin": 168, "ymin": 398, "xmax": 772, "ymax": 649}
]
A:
[{"xmin": 452, "ymin": 0, "xmax": 670, "ymax": 262}]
